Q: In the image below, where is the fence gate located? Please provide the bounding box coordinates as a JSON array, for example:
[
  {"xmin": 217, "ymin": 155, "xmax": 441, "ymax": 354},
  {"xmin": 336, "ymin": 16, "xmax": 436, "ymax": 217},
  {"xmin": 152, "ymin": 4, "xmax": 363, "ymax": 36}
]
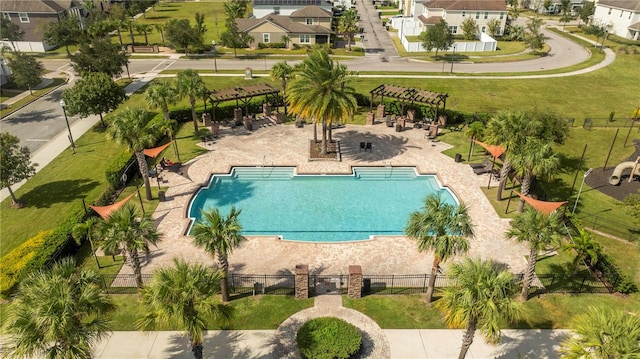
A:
[{"xmin": 310, "ymin": 274, "xmax": 348, "ymax": 296}]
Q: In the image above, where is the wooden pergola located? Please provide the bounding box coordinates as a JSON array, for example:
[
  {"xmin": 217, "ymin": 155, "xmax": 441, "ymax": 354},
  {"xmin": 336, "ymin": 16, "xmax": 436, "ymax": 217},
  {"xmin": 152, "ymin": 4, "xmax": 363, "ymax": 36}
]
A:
[
  {"xmin": 206, "ymin": 83, "xmax": 280, "ymax": 122},
  {"xmin": 369, "ymin": 84, "xmax": 448, "ymax": 119}
]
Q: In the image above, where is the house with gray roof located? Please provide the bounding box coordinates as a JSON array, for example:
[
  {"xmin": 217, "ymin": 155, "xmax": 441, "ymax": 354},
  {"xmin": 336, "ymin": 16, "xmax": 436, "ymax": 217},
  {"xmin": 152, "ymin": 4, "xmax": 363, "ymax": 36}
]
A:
[
  {"xmin": 252, "ymin": 0, "xmax": 333, "ymax": 18},
  {"xmin": 410, "ymin": 0, "xmax": 507, "ymax": 36},
  {"xmin": 593, "ymin": 0, "xmax": 640, "ymax": 40},
  {"xmin": 237, "ymin": 5, "xmax": 332, "ymax": 48},
  {"xmin": 0, "ymin": 0, "xmax": 85, "ymax": 52}
]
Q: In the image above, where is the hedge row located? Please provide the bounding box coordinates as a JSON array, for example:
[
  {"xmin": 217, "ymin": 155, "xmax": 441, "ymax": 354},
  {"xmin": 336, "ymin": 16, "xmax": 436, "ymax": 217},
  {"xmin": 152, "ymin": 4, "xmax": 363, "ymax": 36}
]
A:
[
  {"xmin": 0, "ymin": 230, "xmax": 50, "ymax": 295},
  {"xmin": 593, "ymin": 253, "xmax": 638, "ymax": 294}
]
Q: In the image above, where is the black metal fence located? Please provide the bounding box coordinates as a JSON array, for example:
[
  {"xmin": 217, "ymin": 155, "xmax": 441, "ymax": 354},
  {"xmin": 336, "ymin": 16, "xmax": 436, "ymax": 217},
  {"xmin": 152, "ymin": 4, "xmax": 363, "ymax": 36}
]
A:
[
  {"xmin": 566, "ymin": 117, "xmax": 639, "ymax": 129},
  {"xmin": 99, "ymin": 271, "xmax": 615, "ymax": 296},
  {"xmin": 576, "ymin": 211, "xmax": 639, "ymax": 242}
]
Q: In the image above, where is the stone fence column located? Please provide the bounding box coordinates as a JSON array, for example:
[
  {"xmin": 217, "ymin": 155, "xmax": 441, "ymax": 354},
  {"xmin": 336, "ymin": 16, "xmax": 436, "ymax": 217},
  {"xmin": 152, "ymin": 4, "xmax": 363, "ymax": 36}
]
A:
[
  {"xmin": 263, "ymin": 103, "xmax": 272, "ymax": 116},
  {"xmin": 348, "ymin": 265, "xmax": 362, "ymax": 299},
  {"xmin": 366, "ymin": 111, "xmax": 374, "ymax": 125},
  {"xmin": 376, "ymin": 104, "xmax": 385, "ymax": 119},
  {"xmin": 295, "ymin": 264, "xmax": 309, "ymax": 299}
]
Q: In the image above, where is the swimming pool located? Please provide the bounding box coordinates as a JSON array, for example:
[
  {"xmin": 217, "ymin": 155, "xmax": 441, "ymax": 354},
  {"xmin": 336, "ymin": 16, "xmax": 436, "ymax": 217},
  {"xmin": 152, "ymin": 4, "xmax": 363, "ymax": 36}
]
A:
[{"xmin": 187, "ymin": 167, "xmax": 458, "ymax": 242}]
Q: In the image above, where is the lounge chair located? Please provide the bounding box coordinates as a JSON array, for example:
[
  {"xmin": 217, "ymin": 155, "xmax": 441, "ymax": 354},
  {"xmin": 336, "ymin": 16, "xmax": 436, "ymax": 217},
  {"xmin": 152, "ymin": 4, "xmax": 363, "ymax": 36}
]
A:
[
  {"xmin": 365, "ymin": 142, "xmax": 372, "ymax": 152},
  {"xmin": 469, "ymin": 157, "xmax": 491, "ymax": 169},
  {"xmin": 473, "ymin": 163, "xmax": 493, "ymax": 175},
  {"xmin": 360, "ymin": 142, "xmax": 366, "ymax": 152}
]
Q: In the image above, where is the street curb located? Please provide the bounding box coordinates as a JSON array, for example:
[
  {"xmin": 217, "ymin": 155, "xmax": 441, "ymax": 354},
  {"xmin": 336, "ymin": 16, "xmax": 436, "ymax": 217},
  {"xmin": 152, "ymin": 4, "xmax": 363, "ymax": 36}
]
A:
[{"xmin": 0, "ymin": 78, "xmax": 68, "ymax": 120}]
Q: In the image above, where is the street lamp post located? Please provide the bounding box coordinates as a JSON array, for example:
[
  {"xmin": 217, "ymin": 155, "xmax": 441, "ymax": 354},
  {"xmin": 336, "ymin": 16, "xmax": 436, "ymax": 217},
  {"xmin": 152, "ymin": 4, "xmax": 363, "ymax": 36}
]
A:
[
  {"xmin": 59, "ymin": 99, "xmax": 76, "ymax": 154},
  {"xmin": 450, "ymin": 44, "xmax": 456, "ymax": 74},
  {"xmin": 572, "ymin": 168, "xmax": 593, "ymax": 214},
  {"xmin": 211, "ymin": 40, "xmax": 218, "ymax": 73}
]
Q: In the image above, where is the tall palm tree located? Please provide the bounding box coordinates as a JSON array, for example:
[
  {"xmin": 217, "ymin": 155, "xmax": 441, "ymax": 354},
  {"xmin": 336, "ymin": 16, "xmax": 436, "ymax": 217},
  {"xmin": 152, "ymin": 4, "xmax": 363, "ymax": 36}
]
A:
[
  {"xmin": 158, "ymin": 116, "xmax": 180, "ymax": 160},
  {"xmin": 405, "ymin": 194, "xmax": 474, "ymax": 304},
  {"xmin": 2, "ymin": 258, "xmax": 112, "ymax": 359},
  {"xmin": 72, "ymin": 216, "xmax": 101, "ymax": 269},
  {"xmin": 287, "ymin": 49, "xmax": 357, "ymax": 155},
  {"xmin": 563, "ymin": 226, "xmax": 601, "ymax": 273},
  {"xmin": 436, "ymin": 258, "xmax": 522, "ymax": 359},
  {"xmin": 506, "ymin": 207, "xmax": 566, "ymax": 300},
  {"xmin": 270, "ymin": 61, "xmax": 293, "ymax": 115},
  {"xmin": 137, "ymin": 258, "xmax": 233, "ymax": 359},
  {"xmin": 107, "ymin": 107, "xmax": 157, "ymax": 200},
  {"xmin": 177, "ymin": 69, "xmax": 206, "ymax": 134},
  {"xmin": 483, "ymin": 111, "xmax": 538, "ymax": 201},
  {"xmin": 191, "ymin": 207, "xmax": 247, "ymax": 302},
  {"xmin": 146, "ymin": 80, "xmax": 178, "ymax": 123},
  {"xmin": 338, "ymin": 10, "xmax": 360, "ymax": 51},
  {"xmin": 464, "ymin": 120, "xmax": 484, "ymax": 161},
  {"xmin": 559, "ymin": 306, "xmax": 640, "ymax": 358},
  {"xmin": 98, "ymin": 203, "xmax": 161, "ymax": 288},
  {"xmin": 509, "ymin": 138, "xmax": 560, "ymax": 212}
]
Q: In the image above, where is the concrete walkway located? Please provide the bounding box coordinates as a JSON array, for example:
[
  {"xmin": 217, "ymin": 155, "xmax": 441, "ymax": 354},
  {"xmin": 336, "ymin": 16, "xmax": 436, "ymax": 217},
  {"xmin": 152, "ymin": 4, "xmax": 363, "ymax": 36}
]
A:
[{"xmin": 84, "ymin": 293, "xmax": 568, "ymax": 359}]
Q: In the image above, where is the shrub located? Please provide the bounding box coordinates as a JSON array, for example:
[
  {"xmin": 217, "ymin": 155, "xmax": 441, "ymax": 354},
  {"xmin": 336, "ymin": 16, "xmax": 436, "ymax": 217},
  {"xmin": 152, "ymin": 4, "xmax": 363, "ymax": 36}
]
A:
[
  {"xmin": 0, "ymin": 230, "xmax": 50, "ymax": 296},
  {"xmin": 594, "ymin": 253, "xmax": 638, "ymax": 294},
  {"xmin": 105, "ymin": 151, "xmax": 135, "ymax": 189},
  {"xmin": 296, "ymin": 317, "xmax": 362, "ymax": 359}
]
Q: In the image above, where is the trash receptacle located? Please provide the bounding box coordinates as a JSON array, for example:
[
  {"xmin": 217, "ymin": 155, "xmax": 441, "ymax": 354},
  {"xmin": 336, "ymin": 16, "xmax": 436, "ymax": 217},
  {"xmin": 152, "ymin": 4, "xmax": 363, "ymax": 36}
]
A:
[
  {"xmin": 363, "ymin": 278, "xmax": 371, "ymax": 295},
  {"xmin": 158, "ymin": 191, "xmax": 166, "ymax": 202},
  {"xmin": 396, "ymin": 124, "xmax": 403, "ymax": 132},
  {"xmin": 253, "ymin": 282, "xmax": 263, "ymax": 295},
  {"xmin": 455, "ymin": 153, "xmax": 462, "ymax": 163}
]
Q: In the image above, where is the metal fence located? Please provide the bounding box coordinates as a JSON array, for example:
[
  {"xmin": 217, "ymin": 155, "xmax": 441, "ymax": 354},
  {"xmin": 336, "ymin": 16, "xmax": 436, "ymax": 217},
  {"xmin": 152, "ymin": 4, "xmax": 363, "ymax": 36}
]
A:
[
  {"xmin": 566, "ymin": 117, "xmax": 639, "ymax": 129},
  {"xmin": 99, "ymin": 271, "xmax": 615, "ymax": 296},
  {"xmin": 576, "ymin": 211, "xmax": 639, "ymax": 242}
]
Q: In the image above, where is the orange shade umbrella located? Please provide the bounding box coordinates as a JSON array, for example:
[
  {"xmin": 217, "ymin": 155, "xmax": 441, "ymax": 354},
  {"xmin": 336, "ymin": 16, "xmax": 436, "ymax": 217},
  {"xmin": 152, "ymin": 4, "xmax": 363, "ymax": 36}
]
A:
[
  {"xmin": 90, "ymin": 192, "xmax": 136, "ymax": 220},
  {"xmin": 514, "ymin": 191, "xmax": 567, "ymax": 214},
  {"xmin": 143, "ymin": 141, "xmax": 173, "ymax": 158},
  {"xmin": 473, "ymin": 139, "xmax": 504, "ymax": 159}
]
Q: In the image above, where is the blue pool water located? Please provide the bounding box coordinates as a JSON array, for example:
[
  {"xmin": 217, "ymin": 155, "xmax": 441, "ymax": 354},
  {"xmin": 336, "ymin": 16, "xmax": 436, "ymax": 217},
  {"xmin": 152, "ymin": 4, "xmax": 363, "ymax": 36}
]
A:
[{"xmin": 188, "ymin": 167, "xmax": 458, "ymax": 242}]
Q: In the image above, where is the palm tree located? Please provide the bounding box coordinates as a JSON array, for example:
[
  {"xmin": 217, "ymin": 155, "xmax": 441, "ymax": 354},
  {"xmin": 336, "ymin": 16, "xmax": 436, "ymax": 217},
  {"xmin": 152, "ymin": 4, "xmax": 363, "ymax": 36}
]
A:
[
  {"xmin": 191, "ymin": 207, "xmax": 247, "ymax": 302},
  {"xmin": 136, "ymin": 23, "xmax": 153, "ymax": 45},
  {"xmin": 405, "ymin": 194, "xmax": 474, "ymax": 304},
  {"xmin": 177, "ymin": 69, "xmax": 206, "ymax": 134},
  {"xmin": 137, "ymin": 258, "xmax": 233, "ymax": 359},
  {"xmin": 338, "ymin": 10, "xmax": 360, "ymax": 51},
  {"xmin": 509, "ymin": 138, "xmax": 560, "ymax": 212},
  {"xmin": 559, "ymin": 306, "xmax": 640, "ymax": 358},
  {"xmin": 436, "ymin": 258, "xmax": 522, "ymax": 359},
  {"xmin": 287, "ymin": 49, "xmax": 357, "ymax": 155},
  {"xmin": 270, "ymin": 61, "xmax": 293, "ymax": 115},
  {"xmin": 154, "ymin": 23, "xmax": 165, "ymax": 44},
  {"xmin": 98, "ymin": 203, "xmax": 161, "ymax": 288},
  {"xmin": 72, "ymin": 216, "xmax": 101, "ymax": 269},
  {"xmin": 563, "ymin": 226, "xmax": 601, "ymax": 273},
  {"xmin": 158, "ymin": 116, "xmax": 180, "ymax": 160},
  {"xmin": 506, "ymin": 207, "xmax": 566, "ymax": 300},
  {"xmin": 2, "ymin": 258, "xmax": 112, "ymax": 359},
  {"xmin": 464, "ymin": 120, "xmax": 484, "ymax": 161},
  {"xmin": 107, "ymin": 107, "xmax": 157, "ymax": 200},
  {"xmin": 483, "ymin": 111, "xmax": 538, "ymax": 201},
  {"xmin": 146, "ymin": 80, "xmax": 178, "ymax": 123}
]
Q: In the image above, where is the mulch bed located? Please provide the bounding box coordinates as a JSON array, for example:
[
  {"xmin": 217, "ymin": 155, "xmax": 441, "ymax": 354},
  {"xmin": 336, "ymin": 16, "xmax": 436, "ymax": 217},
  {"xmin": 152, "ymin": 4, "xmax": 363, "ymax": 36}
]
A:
[
  {"xmin": 309, "ymin": 140, "xmax": 339, "ymax": 160},
  {"xmin": 585, "ymin": 139, "xmax": 640, "ymax": 201}
]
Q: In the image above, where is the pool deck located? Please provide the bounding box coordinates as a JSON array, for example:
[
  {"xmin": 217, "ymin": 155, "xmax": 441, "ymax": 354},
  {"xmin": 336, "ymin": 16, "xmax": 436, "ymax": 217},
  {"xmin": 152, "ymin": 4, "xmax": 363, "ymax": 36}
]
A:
[{"xmin": 130, "ymin": 121, "xmax": 528, "ymax": 277}]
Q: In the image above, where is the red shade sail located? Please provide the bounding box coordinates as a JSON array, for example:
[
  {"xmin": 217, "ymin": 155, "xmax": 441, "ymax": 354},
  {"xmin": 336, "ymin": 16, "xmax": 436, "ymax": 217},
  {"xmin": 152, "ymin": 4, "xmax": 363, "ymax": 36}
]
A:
[
  {"xmin": 143, "ymin": 141, "xmax": 173, "ymax": 158},
  {"xmin": 90, "ymin": 192, "xmax": 136, "ymax": 220},
  {"xmin": 514, "ymin": 191, "xmax": 567, "ymax": 214},
  {"xmin": 473, "ymin": 140, "xmax": 504, "ymax": 159}
]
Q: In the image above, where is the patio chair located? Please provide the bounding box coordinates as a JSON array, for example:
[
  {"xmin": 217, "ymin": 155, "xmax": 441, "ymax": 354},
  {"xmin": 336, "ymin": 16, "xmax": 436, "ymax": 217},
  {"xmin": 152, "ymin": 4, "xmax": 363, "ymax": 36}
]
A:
[
  {"xmin": 469, "ymin": 157, "xmax": 491, "ymax": 169},
  {"xmin": 360, "ymin": 142, "xmax": 366, "ymax": 152},
  {"xmin": 473, "ymin": 162, "xmax": 493, "ymax": 175},
  {"xmin": 365, "ymin": 142, "xmax": 372, "ymax": 152}
]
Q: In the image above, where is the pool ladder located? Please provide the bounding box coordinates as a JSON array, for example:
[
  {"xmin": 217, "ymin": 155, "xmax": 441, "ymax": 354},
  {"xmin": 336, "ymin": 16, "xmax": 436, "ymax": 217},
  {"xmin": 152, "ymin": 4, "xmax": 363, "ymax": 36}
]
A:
[{"xmin": 385, "ymin": 162, "xmax": 392, "ymax": 178}]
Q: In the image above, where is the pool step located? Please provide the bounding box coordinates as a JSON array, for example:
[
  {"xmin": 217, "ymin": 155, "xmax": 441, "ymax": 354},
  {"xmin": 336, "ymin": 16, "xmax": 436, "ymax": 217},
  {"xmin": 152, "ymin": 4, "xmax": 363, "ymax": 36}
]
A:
[
  {"xmin": 354, "ymin": 168, "xmax": 417, "ymax": 180},
  {"xmin": 232, "ymin": 167, "xmax": 295, "ymax": 180}
]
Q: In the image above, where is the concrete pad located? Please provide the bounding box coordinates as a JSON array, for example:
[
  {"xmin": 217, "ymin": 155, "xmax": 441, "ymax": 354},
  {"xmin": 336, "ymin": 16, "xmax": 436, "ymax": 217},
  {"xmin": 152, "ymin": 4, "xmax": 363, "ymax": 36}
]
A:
[
  {"xmin": 421, "ymin": 329, "xmax": 465, "ymax": 359},
  {"xmin": 206, "ymin": 330, "xmax": 275, "ymax": 359},
  {"xmin": 94, "ymin": 331, "xmax": 161, "ymax": 359},
  {"xmin": 384, "ymin": 330, "xmax": 428, "ymax": 359},
  {"xmin": 493, "ymin": 329, "xmax": 569, "ymax": 359}
]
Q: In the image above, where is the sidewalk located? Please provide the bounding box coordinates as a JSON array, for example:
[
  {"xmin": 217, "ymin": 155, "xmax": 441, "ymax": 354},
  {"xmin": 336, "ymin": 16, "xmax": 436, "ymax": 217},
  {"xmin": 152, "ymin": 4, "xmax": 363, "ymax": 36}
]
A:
[{"xmin": 88, "ymin": 294, "xmax": 567, "ymax": 358}]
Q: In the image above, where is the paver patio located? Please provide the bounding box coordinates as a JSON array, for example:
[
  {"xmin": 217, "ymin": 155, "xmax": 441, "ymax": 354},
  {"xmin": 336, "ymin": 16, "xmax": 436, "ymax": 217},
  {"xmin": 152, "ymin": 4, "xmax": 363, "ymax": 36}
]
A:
[{"xmin": 122, "ymin": 121, "xmax": 528, "ymax": 277}]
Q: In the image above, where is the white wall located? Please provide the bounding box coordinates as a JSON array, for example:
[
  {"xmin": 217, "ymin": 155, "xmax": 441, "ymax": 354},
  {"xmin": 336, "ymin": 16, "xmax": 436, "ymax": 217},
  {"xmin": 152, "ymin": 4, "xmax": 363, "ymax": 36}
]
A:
[
  {"xmin": 0, "ymin": 41, "xmax": 49, "ymax": 53},
  {"xmin": 253, "ymin": 5, "xmax": 332, "ymax": 18},
  {"xmin": 593, "ymin": 4, "xmax": 640, "ymax": 39},
  {"xmin": 398, "ymin": 30, "xmax": 497, "ymax": 52}
]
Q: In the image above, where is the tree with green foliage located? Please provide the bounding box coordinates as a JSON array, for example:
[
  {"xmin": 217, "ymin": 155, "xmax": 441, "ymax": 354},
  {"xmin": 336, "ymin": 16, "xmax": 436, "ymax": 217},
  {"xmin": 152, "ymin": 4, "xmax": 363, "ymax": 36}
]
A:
[
  {"xmin": 86, "ymin": 20, "xmax": 117, "ymax": 39},
  {"xmin": 563, "ymin": 226, "xmax": 601, "ymax": 273},
  {"xmin": 419, "ymin": 19, "xmax": 453, "ymax": 59},
  {"xmin": 559, "ymin": 306, "xmax": 640, "ymax": 358},
  {"xmin": 405, "ymin": 194, "xmax": 474, "ymax": 304},
  {"xmin": 0, "ymin": 132, "xmax": 37, "ymax": 206},
  {"xmin": 506, "ymin": 207, "xmax": 566, "ymax": 300},
  {"xmin": 507, "ymin": 24, "xmax": 525, "ymax": 41},
  {"xmin": 624, "ymin": 190, "xmax": 640, "ymax": 227},
  {"xmin": 437, "ymin": 258, "xmax": 522, "ymax": 359},
  {"xmin": 72, "ymin": 216, "xmax": 101, "ymax": 269},
  {"xmin": 98, "ymin": 204, "xmax": 161, "ymax": 287},
  {"xmin": 338, "ymin": 9, "xmax": 360, "ymax": 51},
  {"xmin": 578, "ymin": 1, "xmax": 595, "ymax": 25},
  {"xmin": 464, "ymin": 121, "xmax": 484, "ymax": 160},
  {"xmin": 220, "ymin": 18, "xmax": 253, "ymax": 57},
  {"xmin": 509, "ymin": 138, "xmax": 560, "ymax": 212},
  {"xmin": 194, "ymin": 12, "xmax": 207, "ymax": 41},
  {"xmin": 145, "ymin": 80, "xmax": 178, "ymax": 123},
  {"xmin": 177, "ymin": 69, "xmax": 207, "ymax": 134},
  {"xmin": 2, "ymin": 258, "xmax": 112, "ymax": 359},
  {"xmin": 486, "ymin": 18, "xmax": 502, "ymax": 37},
  {"xmin": 154, "ymin": 23, "xmax": 166, "ymax": 44},
  {"xmin": 583, "ymin": 23, "xmax": 608, "ymax": 47},
  {"xmin": 224, "ymin": 0, "xmax": 250, "ymax": 19},
  {"xmin": 559, "ymin": 0, "xmax": 573, "ymax": 29},
  {"xmin": 508, "ymin": 6, "xmax": 521, "ymax": 21},
  {"xmin": 0, "ymin": 18, "xmax": 24, "ymax": 50},
  {"xmin": 122, "ymin": 19, "xmax": 136, "ymax": 45},
  {"xmin": 524, "ymin": 16, "xmax": 545, "ymax": 53},
  {"xmin": 61, "ymin": 72, "xmax": 126, "ymax": 127},
  {"xmin": 138, "ymin": 258, "xmax": 233, "ymax": 359},
  {"xmin": 287, "ymin": 49, "xmax": 357, "ymax": 154},
  {"xmin": 270, "ymin": 61, "xmax": 293, "ymax": 115},
  {"xmin": 106, "ymin": 107, "xmax": 157, "ymax": 200},
  {"xmin": 135, "ymin": 23, "xmax": 153, "ymax": 45},
  {"xmin": 6, "ymin": 51, "xmax": 44, "ymax": 95},
  {"xmin": 70, "ymin": 37, "xmax": 128, "ymax": 77},
  {"xmin": 108, "ymin": 3, "xmax": 127, "ymax": 46},
  {"xmin": 461, "ymin": 17, "xmax": 478, "ymax": 40},
  {"xmin": 164, "ymin": 19, "xmax": 200, "ymax": 56},
  {"xmin": 191, "ymin": 207, "xmax": 247, "ymax": 302},
  {"xmin": 42, "ymin": 17, "xmax": 82, "ymax": 56}
]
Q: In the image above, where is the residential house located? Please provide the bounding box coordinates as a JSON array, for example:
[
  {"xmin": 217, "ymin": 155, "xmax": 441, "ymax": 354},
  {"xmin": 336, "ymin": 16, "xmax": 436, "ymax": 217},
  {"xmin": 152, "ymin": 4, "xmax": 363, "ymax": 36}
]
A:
[
  {"xmin": 411, "ymin": 0, "xmax": 507, "ymax": 36},
  {"xmin": 237, "ymin": 5, "xmax": 333, "ymax": 48},
  {"xmin": 252, "ymin": 0, "xmax": 333, "ymax": 18},
  {"xmin": 0, "ymin": 0, "xmax": 85, "ymax": 52},
  {"xmin": 593, "ymin": 0, "xmax": 640, "ymax": 40}
]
